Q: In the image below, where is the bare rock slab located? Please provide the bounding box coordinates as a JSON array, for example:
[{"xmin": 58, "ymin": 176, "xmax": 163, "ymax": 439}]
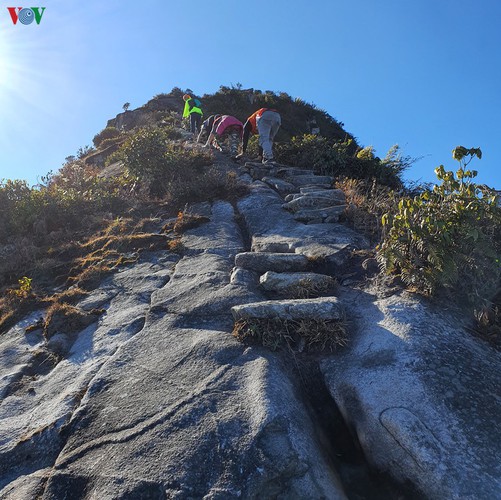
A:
[
  {"xmin": 40, "ymin": 318, "xmax": 347, "ymax": 498},
  {"xmin": 321, "ymin": 290, "xmax": 501, "ymax": 499},
  {"xmin": 235, "ymin": 252, "xmax": 310, "ymax": 273}
]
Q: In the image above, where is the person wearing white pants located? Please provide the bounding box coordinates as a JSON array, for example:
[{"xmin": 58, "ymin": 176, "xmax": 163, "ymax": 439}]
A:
[
  {"xmin": 237, "ymin": 107, "xmax": 281, "ymax": 163},
  {"xmin": 256, "ymin": 110, "xmax": 281, "ymax": 162}
]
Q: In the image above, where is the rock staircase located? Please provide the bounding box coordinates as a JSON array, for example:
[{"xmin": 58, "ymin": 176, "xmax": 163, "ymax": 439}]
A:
[{"xmin": 228, "ymin": 161, "xmax": 363, "ymax": 351}]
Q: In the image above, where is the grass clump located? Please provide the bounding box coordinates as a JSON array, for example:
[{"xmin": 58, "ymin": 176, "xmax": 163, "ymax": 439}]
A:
[
  {"xmin": 285, "ymin": 278, "xmax": 336, "ymax": 299},
  {"xmin": 43, "ymin": 303, "xmax": 103, "ymax": 341},
  {"xmin": 233, "ymin": 317, "xmax": 348, "ymax": 352},
  {"xmin": 163, "ymin": 211, "xmax": 210, "ymax": 235}
]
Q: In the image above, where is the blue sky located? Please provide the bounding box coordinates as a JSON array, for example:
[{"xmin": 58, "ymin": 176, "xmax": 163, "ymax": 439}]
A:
[{"xmin": 1, "ymin": 0, "xmax": 500, "ymax": 188}]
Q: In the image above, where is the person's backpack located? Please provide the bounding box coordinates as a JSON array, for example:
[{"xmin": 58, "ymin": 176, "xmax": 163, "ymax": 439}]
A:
[{"xmin": 189, "ymin": 98, "xmax": 202, "ymax": 111}]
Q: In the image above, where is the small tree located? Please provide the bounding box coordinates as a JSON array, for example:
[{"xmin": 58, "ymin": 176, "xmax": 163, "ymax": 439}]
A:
[{"xmin": 123, "ymin": 102, "xmax": 130, "ymax": 112}]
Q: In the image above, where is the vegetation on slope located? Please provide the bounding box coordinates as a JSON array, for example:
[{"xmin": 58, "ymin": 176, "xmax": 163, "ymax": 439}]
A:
[{"xmin": 0, "ymin": 86, "xmax": 500, "ymax": 346}]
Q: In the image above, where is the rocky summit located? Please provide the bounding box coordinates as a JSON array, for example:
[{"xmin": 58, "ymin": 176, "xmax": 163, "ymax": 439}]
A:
[{"xmin": 0, "ymin": 156, "xmax": 500, "ymax": 499}]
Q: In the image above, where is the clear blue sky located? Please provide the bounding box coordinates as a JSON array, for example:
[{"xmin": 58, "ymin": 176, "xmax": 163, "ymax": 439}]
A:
[{"xmin": 1, "ymin": 0, "xmax": 500, "ymax": 188}]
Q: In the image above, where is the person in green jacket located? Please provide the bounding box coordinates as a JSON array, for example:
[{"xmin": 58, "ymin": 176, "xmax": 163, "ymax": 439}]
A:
[{"xmin": 182, "ymin": 94, "xmax": 203, "ymax": 134}]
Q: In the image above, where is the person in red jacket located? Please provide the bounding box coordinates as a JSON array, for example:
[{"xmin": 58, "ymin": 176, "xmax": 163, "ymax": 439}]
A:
[{"xmin": 236, "ymin": 108, "xmax": 281, "ymax": 163}]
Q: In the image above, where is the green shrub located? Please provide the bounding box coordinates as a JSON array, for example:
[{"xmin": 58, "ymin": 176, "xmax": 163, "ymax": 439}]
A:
[
  {"xmin": 0, "ymin": 167, "xmax": 128, "ymax": 244},
  {"xmin": 99, "ymin": 136, "xmax": 124, "ymax": 149},
  {"xmin": 93, "ymin": 127, "xmax": 120, "ymax": 148},
  {"xmin": 116, "ymin": 127, "xmax": 212, "ymax": 197},
  {"xmin": 378, "ymin": 147, "xmax": 501, "ymax": 312},
  {"xmin": 276, "ymin": 135, "xmax": 409, "ymax": 188},
  {"xmin": 162, "ymin": 125, "xmax": 183, "ymax": 140}
]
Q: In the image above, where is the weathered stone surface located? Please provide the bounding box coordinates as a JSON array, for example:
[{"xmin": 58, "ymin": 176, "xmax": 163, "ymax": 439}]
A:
[
  {"xmin": 229, "ymin": 266, "xmax": 259, "ymax": 288},
  {"xmin": 287, "ymin": 175, "xmax": 334, "ymax": 187},
  {"xmin": 235, "ymin": 252, "xmax": 310, "ymax": 273},
  {"xmin": 40, "ymin": 315, "xmax": 346, "ymax": 499},
  {"xmin": 276, "ymin": 167, "xmax": 314, "ymax": 177},
  {"xmin": 237, "ymin": 182, "xmax": 369, "ymax": 267},
  {"xmin": 0, "ymin": 256, "xmax": 175, "ymax": 491},
  {"xmin": 232, "ymin": 297, "xmax": 345, "ymax": 321},
  {"xmin": 321, "ymin": 289, "xmax": 501, "ymax": 499},
  {"xmin": 294, "ymin": 205, "xmax": 347, "ymax": 223},
  {"xmin": 262, "ymin": 176, "xmax": 297, "ymax": 195},
  {"xmin": 0, "ymin": 199, "xmax": 348, "ymax": 498},
  {"xmin": 285, "ymin": 189, "xmax": 346, "ymax": 203},
  {"xmin": 300, "ymin": 186, "xmax": 332, "ymax": 194},
  {"xmin": 246, "ymin": 166, "xmax": 275, "ymax": 180},
  {"xmin": 283, "ymin": 193, "xmax": 346, "ymax": 212},
  {"xmin": 151, "ymin": 252, "xmax": 262, "ymax": 317},
  {"xmin": 180, "ymin": 201, "xmax": 244, "ymax": 258},
  {"xmin": 260, "ymin": 271, "xmax": 336, "ymax": 295},
  {"xmin": 4, "ymin": 157, "xmax": 498, "ymax": 498}
]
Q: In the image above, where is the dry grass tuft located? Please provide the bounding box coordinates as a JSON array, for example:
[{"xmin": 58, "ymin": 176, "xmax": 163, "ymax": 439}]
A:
[
  {"xmin": 285, "ymin": 278, "xmax": 336, "ymax": 299},
  {"xmin": 43, "ymin": 302, "xmax": 103, "ymax": 341},
  {"xmin": 233, "ymin": 316, "xmax": 348, "ymax": 352},
  {"xmin": 336, "ymin": 177, "xmax": 396, "ymax": 243},
  {"xmin": 167, "ymin": 238, "xmax": 184, "ymax": 254},
  {"xmin": 163, "ymin": 211, "xmax": 210, "ymax": 234},
  {"xmin": 50, "ymin": 287, "xmax": 88, "ymax": 305}
]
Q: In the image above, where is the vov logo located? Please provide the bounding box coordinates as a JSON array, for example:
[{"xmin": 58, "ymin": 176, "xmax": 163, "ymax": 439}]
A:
[{"xmin": 7, "ymin": 7, "xmax": 46, "ymax": 25}]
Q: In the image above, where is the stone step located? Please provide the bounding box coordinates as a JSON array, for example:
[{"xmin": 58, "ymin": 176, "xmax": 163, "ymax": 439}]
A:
[
  {"xmin": 245, "ymin": 165, "xmax": 276, "ymax": 181},
  {"xmin": 285, "ymin": 190, "xmax": 345, "ymax": 203},
  {"xmin": 232, "ymin": 297, "xmax": 344, "ymax": 322},
  {"xmin": 234, "ymin": 252, "xmax": 310, "ymax": 273},
  {"xmin": 230, "ymin": 267, "xmax": 259, "ymax": 287},
  {"xmin": 283, "ymin": 192, "xmax": 346, "ymax": 212},
  {"xmin": 294, "ymin": 205, "xmax": 347, "ymax": 223},
  {"xmin": 260, "ymin": 271, "xmax": 336, "ymax": 297},
  {"xmin": 300, "ymin": 186, "xmax": 333, "ymax": 194},
  {"xmin": 276, "ymin": 167, "xmax": 314, "ymax": 177},
  {"xmin": 299, "ymin": 183, "xmax": 332, "ymax": 190},
  {"xmin": 262, "ymin": 177, "xmax": 297, "ymax": 195},
  {"xmin": 244, "ymin": 161, "xmax": 267, "ymax": 168},
  {"xmin": 287, "ymin": 175, "xmax": 334, "ymax": 187}
]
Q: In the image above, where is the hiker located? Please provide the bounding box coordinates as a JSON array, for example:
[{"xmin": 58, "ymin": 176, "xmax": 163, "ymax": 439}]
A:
[
  {"xmin": 196, "ymin": 114, "xmax": 221, "ymax": 144},
  {"xmin": 236, "ymin": 108, "xmax": 281, "ymax": 163},
  {"xmin": 182, "ymin": 94, "xmax": 203, "ymax": 134},
  {"xmin": 202, "ymin": 115, "xmax": 243, "ymax": 157}
]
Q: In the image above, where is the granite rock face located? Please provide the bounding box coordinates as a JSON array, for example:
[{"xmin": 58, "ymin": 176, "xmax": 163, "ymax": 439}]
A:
[
  {"xmin": 320, "ymin": 288, "xmax": 501, "ymax": 499},
  {"xmin": 1, "ymin": 161, "xmax": 499, "ymax": 499}
]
